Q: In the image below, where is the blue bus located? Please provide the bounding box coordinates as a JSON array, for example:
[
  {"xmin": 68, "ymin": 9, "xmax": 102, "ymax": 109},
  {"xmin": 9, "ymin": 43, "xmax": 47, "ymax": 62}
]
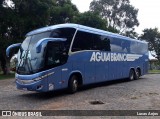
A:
[{"xmin": 6, "ymin": 23, "xmax": 148, "ymax": 93}]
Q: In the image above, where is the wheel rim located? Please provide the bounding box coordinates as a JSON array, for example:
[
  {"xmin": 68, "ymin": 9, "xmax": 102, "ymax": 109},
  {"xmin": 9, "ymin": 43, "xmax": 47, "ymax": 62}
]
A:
[
  {"xmin": 136, "ymin": 70, "xmax": 140, "ymax": 79},
  {"xmin": 131, "ymin": 73, "xmax": 134, "ymax": 80},
  {"xmin": 73, "ymin": 79, "xmax": 78, "ymax": 91},
  {"xmin": 130, "ymin": 70, "xmax": 134, "ymax": 80}
]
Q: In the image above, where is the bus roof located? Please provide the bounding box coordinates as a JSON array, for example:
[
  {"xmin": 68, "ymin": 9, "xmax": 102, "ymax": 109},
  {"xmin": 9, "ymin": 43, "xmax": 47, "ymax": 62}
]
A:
[{"xmin": 26, "ymin": 23, "xmax": 147, "ymax": 44}]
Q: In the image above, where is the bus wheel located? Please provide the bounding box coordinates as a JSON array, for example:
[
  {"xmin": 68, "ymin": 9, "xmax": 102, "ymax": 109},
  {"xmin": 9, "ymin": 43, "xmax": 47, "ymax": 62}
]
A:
[
  {"xmin": 68, "ymin": 75, "xmax": 78, "ymax": 93},
  {"xmin": 129, "ymin": 69, "xmax": 135, "ymax": 81},
  {"xmin": 136, "ymin": 69, "xmax": 141, "ymax": 79}
]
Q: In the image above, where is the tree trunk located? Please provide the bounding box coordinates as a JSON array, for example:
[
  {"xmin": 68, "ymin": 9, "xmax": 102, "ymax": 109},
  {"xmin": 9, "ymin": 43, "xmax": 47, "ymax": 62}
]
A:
[{"xmin": 0, "ymin": 51, "xmax": 10, "ymax": 75}]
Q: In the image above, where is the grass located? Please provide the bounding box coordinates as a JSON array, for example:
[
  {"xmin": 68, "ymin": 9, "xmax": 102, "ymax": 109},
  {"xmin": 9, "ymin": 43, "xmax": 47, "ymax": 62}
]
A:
[
  {"xmin": 0, "ymin": 73, "xmax": 15, "ymax": 80},
  {"xmin": 149, "ymin": 70, "xmax": 160, "ymax": 74}
]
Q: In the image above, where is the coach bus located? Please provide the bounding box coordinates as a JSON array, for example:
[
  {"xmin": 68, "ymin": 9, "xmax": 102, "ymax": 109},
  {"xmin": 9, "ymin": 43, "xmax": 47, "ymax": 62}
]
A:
[{"xmin": 6, "ymin": 23, "xmax": 148, "ymax": 93}]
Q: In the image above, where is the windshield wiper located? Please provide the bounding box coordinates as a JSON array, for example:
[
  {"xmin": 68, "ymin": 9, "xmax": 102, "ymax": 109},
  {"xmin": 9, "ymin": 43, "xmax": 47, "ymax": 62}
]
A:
[
  {"xmin": 17, "ymin": 47, "xmax": 24, "ymax": 73},
  {"xmin": 27, "ymin": 58, "xmax": 33, "ymax": 74}
]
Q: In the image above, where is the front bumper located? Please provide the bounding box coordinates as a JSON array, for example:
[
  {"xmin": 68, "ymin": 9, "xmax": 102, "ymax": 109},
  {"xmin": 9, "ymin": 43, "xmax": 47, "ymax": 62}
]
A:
[{"xmin": 16, "ymin": 79, "xmax": 48, "ymax": 92}]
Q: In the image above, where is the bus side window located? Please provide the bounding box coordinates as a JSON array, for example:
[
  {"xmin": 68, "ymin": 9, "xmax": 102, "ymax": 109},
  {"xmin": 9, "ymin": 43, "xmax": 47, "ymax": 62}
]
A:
[
  {"xmin": 50, "ymin": 28, "xmax": 76, "ymax": 53},
  {"xmin": 101, "ymin": 37, "xmax": 111, "ymax": 51},
  {"xmin": 92, "ymin": 34, "xmax": 111, "ymax": 51},
  {"xmin": 72, "ymin": 31, "xmax": 93, "ymax": 52},
  {"xmin": 72, "ymin": 31, "xmax": 111, "ymax": 52},
  {"xmin": 110, "ymin": 38, "xmax": 123, "ymax": 52},
  {"xmin": 92, "ymin": 34, "xmax": 101, "ymax": 50}
]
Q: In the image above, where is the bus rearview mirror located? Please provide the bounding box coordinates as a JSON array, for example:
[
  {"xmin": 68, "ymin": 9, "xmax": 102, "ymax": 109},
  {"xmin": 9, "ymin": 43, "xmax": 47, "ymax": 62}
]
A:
[
  {"xmin": 6, "ymin": 43, "xmax": 21, "ymax": 57},
  {"xmin": 36, "ymin": 38, "xmax": 67, "ymax": 53}
]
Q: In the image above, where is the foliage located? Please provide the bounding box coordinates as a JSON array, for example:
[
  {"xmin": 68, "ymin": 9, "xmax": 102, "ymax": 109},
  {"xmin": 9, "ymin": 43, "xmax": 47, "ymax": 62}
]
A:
[
  {"xmin": 0, "ymin": 0, "xmax": 79, "ymax": 74},
  {"xmin": 90, "ymin": 0, "xmax": 139, "ymax": 34},
  {"xmin": 140, "ymin": 28, "xmax": 160, "ymax": 61},
  {"xmin": 73, "ymin": 11, "xmax": 108, "ymax": 30},
  {"xmin": 50, "ymin": 0, "xmax": 79, "ymax": 24},
  {"xmin": 123, "ymin": 29, "xmax": 138, "ymax": 39}
]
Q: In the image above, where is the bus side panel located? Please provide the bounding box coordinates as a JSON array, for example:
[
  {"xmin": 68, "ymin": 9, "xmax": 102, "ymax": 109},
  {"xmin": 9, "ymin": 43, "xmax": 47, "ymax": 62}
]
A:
[
  {"xmin": 69, "ymin": 51, "xmax": 96, "ymax": 85},
  {"xmin": 47, "ymin": 67, "xmax": 62, "ymax": 90},
  {"xmin": 95, "ymin": 61, "xmax": 108, "ymax": 82},
  {"xmin": 84, "ymin": 62, "xmax": 96, "ymax": 84},
  {"xmin": 142, "ymin": 55, "xmax": 149, "ymax": 75},
  {"xmin": 61, "ymin": 63, "xmax": 73, "ymax": 89},
  {"xmin": 122, "ymin": 61, "xmax": 129, "ymax": 78},
  {"xmin": 108, "ymin": 61, "xmax": 126, "ymax": 81},
  {"xmin": 143, "ymin": 61, "xmax": 149, "ymax": 75}
]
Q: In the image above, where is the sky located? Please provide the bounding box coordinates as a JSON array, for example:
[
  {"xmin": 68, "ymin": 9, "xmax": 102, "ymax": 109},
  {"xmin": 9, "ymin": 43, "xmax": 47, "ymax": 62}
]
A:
[
  {"xmin": 72, "ymin": 0, "xmax": 160, "ymax": 34},
  {"xmin": 72, "ymin": 0, "xmax": 160, "ymax": 59}
]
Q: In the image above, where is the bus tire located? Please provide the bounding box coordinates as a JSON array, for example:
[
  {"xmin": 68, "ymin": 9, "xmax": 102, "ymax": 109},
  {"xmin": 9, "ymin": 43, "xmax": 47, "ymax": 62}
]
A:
[
  {"xmin": 128, "ymin": 69, "xmax": 135, "ymax": 81},
  {"xmin": 68, "ymin": 75, "xmax": 79, "ymax": 94},
  {"xmin": 136, "ymin": 68, "xmax": 141, "ymax": 79}
]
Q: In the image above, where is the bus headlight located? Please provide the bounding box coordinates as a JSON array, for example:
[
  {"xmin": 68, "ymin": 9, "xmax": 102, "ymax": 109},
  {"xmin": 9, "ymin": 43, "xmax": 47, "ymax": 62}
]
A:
[
  {"xmin": 33, "ymin": 77, "xmax": 42, "ymax": 81},
  {"xmin": 16, "ymin": 78, "xmax": 35, "ymax": 84}
]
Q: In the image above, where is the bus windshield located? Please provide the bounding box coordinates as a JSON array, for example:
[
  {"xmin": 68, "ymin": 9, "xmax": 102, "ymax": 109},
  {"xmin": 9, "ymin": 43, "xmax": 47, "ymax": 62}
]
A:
[{"xmin": 17, "ymin": 28, "xmax": 76, "ymax": 75}]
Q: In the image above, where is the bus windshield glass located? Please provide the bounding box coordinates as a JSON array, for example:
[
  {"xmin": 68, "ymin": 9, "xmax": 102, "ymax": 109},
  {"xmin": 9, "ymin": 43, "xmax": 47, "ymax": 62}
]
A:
[{"xmin": 17, "ymin": 28, "xmax": 76, "ymax": 75}]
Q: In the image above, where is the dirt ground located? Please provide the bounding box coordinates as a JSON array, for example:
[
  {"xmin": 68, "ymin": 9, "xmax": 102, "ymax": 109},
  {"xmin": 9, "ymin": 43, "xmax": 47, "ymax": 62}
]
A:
[{"xmin": 0, "ymin": 74, "xmax": 160, "ymax": 118}]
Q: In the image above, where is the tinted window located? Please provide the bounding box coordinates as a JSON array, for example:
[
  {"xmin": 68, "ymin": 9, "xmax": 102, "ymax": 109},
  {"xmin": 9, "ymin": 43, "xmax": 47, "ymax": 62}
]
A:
[
  {"xmin": 50, "ymin": 28, "xmax": 76, "ymax": 53},
  {"xmin": 72, "ymin": 31, "xmax": 93, "ymax": 51},
  {"xmin": 110, "ymin": 37, "xmax": 130, "ymax": 53},
  {"xmin": 100, "ymin": 36, "xmax": 111, "ymax": 51},
  {"xmin": 92, "ymin": 34, "xmax": 111, "ymax": 51},
  {"xmin": 72, "ymin": 31, "xmax": 111, "ymax": 52},
  {"xmin": 130, "ymin": 41, "xmax": 148, "ymax": 54},
  {"xmin": 92, "ymin": 34, "xmax": 100, "ymax": 50},
  {"xmin": 45, "ymin": 42, "xmax": 68, "ymax": 69}
]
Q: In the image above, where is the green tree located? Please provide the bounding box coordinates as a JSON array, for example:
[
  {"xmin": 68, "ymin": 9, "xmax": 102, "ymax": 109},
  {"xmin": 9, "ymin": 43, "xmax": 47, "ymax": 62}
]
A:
[
  {"xmin": 0, "ymin": 0, "xmax": 56, "ymax": 74},
  {"xmin": 90, "ymin": 0, "xmax": 139, "ymax": 34},
  {"xmin": 123, "ymin": 28, "xmax": 138, "ymax": 39},
  {"xmin": 140, "ymin": 28, "xmax": 160, "ymax": 61},
  {"xmin": 50, "ymin": 0, "xmax": 79, "ymax": 24},
  {"xmin": 73, "ymin": 11, "xmax": 108, "ymax": 30},
  {"xmin": 0, "ymin": 0, "xmax": 79, "ymax": 74},
  {"xmin": 0, "ymin": 0, "xmax": 15, "ymax": 74}
]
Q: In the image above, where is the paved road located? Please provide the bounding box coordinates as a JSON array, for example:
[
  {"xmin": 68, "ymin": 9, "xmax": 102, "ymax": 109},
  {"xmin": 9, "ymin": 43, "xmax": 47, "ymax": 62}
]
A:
[{"xmin": 0, "ymin": 74, "xmax": 160, "ymax": 118}]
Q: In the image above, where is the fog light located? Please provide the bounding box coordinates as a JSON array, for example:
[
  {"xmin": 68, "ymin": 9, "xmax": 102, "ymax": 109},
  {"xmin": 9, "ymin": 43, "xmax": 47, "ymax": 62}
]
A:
[{"xmin": 37, "ymin": 85, "xmax": 43, "ymax": 90}]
